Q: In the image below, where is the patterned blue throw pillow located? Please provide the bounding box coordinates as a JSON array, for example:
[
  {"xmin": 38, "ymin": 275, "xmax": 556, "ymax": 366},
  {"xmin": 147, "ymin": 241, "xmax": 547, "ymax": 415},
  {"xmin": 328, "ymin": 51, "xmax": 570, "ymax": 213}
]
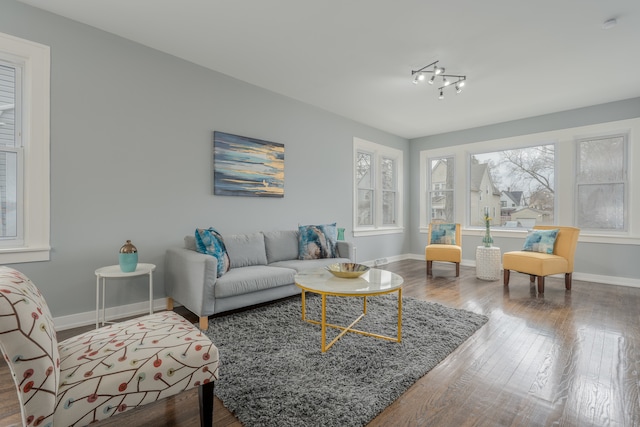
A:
[
  {"xmin": 522, "ymin": 229, "xmax": 559, "ymax": 254},
  {"xmin": 430, "ymin": 223, "xmax": 457, "ymax": 245},
  {"xmin": 195, "ymin": 227, "xmax": 231, "ymax": 277},
  {"xmin": 298, "ymin": 223, "xmax": 338, "ymax": 260}
]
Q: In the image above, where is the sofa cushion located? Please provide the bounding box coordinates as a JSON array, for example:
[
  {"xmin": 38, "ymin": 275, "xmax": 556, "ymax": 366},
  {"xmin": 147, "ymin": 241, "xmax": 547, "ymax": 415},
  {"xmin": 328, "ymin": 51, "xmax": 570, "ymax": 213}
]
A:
[
  {"xmin": 195, "ymin": 227, "xmax": 230, "ymax": 277},
  {"xmin": 270, "ymin": 257, "xmax": 351, "ymax": 272},
  {"xmin": 264, "ymin": 230, "xmax": 299, "ymax": 263},
  {"xmin": 225, "ymin": 232, "xmax": 268, "ymax": 268},
  {"xmin": 298, "ymin": 223, "xmax": 337, "ymax": 260},
  {"xmin": 214, "ymin": 265, "xmax": 295, "ymax": 298},
  {"xmin": 184, "ymin": 235, "xmax": 197, "ymax": 251}
]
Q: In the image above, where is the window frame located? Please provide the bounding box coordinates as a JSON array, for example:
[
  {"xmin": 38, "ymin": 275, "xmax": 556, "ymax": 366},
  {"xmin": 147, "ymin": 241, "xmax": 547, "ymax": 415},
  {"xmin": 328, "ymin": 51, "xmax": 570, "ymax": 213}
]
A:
[
  {"xmin": 353, "ymin": 137, "xmax": 403, "ymax": 237},
  {"xmin": 574, "ymin": 132, "xmax": 628, "ymax": 233},
  {"xmin": 0, "ymin": 32, "xmax": 50, "ymax": 263},
  {"xmin": 422, "ymin": 155, "xmax": 455, "ymax": 227}
]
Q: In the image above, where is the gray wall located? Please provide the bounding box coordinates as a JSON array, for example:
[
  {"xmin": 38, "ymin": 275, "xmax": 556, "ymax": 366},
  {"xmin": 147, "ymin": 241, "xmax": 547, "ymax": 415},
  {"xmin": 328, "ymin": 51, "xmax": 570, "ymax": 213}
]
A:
[
  {"xmin": 409, "ymin": 97, "xmax": 640, "ymax": 281},
  {"xmin": 0, "ymin": 1, "xmax": 409, "ymax": 318}
]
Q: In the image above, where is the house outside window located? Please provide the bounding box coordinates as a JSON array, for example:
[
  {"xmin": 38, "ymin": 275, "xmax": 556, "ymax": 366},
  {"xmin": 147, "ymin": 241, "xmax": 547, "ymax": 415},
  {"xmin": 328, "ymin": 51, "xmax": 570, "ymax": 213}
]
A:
[
  {"xmin": 427, "ymin": 156, "xmax": 454, "ymax": 223},
  {"xmin": 354, "ymin": 137, "xmax": 403, "ymax": 236},
  {"xmin": 575, "ymin": 133, "xmax": 627, "ymax": 231},
  {"xmin": 0, "ymin": 32, "xmax": 50, "ymax": 263}
]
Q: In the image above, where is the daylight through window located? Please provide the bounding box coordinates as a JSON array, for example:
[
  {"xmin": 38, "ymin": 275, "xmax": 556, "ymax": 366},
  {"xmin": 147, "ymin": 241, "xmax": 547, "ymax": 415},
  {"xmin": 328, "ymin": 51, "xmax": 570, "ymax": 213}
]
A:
[{"xmin": 470, "ymin": 144, "xmax": 555, "ymax": 228}]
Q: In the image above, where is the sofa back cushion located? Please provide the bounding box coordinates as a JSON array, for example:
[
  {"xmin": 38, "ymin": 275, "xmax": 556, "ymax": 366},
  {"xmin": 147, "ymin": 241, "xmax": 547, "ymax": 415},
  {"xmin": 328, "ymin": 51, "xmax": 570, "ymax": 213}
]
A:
[
  {"xmin": 263, "ymin": 230, "xmax": 299, "ymax": 263},
  {"xmin": 225, "ymin": 232, "xmax": 268, "ymax": 268},
  {"xmin": 184, "ymin": 235, "xmax": 197, "ymax": 251}
]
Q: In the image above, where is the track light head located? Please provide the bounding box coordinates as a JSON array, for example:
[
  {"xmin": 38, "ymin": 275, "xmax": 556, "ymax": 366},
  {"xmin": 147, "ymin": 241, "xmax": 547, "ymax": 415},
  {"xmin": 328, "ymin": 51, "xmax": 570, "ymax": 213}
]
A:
[
  {"xmin": 434, "ymin": 66, "xmax": 444, "ymax": 75},
  {"xmin": 428, "ymin": 75, "xmax": 435, "ymax": 84},
  {"xmin": 439, "ymin": 90, "xmax": 444, "ymax": 100},
  {"xmin": 455, "ymin": 83, "xmax": 462, "ymax": 93},
  {"xmin": 442, "ymin": 76, "xmax": 450, "ymax": 86}
]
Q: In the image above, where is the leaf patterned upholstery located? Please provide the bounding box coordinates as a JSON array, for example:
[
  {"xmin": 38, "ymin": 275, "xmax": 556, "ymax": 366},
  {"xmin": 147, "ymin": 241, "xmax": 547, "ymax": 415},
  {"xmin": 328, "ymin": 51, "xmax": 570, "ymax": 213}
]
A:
[{"xmin": 0, "ymin": 266, "xmax": 219, "ymax": 427}]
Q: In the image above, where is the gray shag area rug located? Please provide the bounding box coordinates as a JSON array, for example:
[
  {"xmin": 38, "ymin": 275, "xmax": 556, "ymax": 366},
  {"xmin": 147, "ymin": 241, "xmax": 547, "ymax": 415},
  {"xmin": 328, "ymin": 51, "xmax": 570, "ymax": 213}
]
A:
[{"xmin": 204, "ymin": 294, "xmax": 488, "ymax": 427}]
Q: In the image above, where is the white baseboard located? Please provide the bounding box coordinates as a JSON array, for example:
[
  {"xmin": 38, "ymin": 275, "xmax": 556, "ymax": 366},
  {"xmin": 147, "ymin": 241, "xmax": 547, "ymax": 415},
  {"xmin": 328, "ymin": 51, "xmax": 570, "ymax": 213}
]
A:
[
  {"xmin": 54, "ymin": 298, "xmax": 169, "ymax": 331},
  {"xmin": 366, "ymin": 253, "xmax": 640, "ymax": 289}
]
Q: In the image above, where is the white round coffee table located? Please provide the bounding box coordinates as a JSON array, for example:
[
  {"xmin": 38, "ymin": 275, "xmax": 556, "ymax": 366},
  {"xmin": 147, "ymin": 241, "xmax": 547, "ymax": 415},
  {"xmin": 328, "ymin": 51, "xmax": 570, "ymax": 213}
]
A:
[{"xmin": 295, "ymin": 268, "xmax": 404, "ymax": 352}]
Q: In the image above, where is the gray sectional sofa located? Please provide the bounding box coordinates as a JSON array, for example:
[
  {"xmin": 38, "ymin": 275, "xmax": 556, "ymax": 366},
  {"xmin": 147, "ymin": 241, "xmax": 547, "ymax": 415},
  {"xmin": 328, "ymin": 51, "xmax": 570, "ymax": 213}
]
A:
[{"xmin": 165, "ymin": 230, "xmax": 353, "ymax": 329}]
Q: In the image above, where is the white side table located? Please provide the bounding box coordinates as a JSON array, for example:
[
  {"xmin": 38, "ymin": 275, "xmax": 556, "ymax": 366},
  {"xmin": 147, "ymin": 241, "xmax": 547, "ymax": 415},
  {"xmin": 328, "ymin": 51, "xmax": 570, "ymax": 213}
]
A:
[
  {"xmin": 95, "ymin": 263, "xmax": 156, "ymax": 328},
  {"xmin": 476, "ymin": 246, "xmax": 501, "ymax": 281}
]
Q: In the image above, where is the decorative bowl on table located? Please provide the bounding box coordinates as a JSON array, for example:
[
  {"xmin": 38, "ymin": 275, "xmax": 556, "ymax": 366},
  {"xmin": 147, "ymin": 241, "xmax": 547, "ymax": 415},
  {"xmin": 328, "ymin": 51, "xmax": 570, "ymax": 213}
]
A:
[{"xmin": 325, "ymin": 263, "xmax": 370, "ymax": 278}]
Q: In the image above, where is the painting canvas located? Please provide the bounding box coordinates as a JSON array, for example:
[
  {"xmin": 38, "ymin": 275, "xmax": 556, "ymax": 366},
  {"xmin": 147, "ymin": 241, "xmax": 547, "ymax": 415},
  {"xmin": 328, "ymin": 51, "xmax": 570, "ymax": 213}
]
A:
[{"xmin": 213, "ymin": 131, "xmax": 285, "ymax": 197}]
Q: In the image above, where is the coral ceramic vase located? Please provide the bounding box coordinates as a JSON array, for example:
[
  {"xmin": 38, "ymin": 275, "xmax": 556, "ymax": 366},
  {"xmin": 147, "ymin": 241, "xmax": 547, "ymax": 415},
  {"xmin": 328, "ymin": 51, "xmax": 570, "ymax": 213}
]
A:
[{"xmin": 119, "ymin": 240, "xmax": 138, "ymax": 272}]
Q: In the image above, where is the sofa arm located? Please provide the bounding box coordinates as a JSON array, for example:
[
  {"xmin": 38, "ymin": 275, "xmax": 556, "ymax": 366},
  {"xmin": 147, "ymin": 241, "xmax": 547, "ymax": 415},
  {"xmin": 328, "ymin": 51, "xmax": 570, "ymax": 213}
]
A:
[
  {"xmin": 165, "ymin": 247, "xmax": 218, "ymax": 318},
  {"xmin": 336, "ymin": 240, "xmax": 354, "ymax": 261}
]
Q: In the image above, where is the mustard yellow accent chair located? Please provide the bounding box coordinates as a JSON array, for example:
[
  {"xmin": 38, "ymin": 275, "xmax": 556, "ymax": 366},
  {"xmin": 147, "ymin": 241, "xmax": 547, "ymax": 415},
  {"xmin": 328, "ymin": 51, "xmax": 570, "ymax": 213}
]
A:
[
  {"xmin": 425, "ymin": 223, "xmax": 462, "ymax": 277},
  {"xmin": 503, "ymin": 225, "xmax": 580, "ymax": 294}
]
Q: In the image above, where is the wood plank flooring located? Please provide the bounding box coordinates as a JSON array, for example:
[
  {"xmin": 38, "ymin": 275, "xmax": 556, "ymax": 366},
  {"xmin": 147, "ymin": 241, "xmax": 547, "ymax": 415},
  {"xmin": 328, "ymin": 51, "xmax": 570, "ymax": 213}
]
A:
[{"xmin": 2, "ymin": 259, "xmax": 639, "ymax": 426}]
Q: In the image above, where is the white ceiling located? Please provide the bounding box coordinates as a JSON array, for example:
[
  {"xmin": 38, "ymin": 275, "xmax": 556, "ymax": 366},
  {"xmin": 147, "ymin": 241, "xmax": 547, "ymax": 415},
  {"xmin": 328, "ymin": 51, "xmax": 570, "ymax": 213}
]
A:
[{"xmin": 19, "ymin": 0, "xmax": 640, "ymax": 139}]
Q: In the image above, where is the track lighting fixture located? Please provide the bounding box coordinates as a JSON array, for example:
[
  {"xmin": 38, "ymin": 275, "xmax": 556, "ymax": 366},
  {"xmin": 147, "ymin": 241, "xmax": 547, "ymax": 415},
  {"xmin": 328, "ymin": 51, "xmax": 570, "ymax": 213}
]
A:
[{"xmin": 411, "ymin": 60, "xmax": 466, "ymax": 99}]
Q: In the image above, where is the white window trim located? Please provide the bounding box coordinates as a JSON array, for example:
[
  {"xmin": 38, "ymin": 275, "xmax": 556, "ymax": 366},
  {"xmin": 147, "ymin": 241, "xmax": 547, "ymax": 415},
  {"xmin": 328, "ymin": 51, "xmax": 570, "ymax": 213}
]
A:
[
  {"xmin": 418, "ymin": 117, "xmax": 640, "ymax": 245},
  {"xmin": 0, "ymin": 32, "xmax": 50, "ymax": 263},
  {"xmin": 353, "ymin": 137, "xmax": 404, "ymax": 237}
]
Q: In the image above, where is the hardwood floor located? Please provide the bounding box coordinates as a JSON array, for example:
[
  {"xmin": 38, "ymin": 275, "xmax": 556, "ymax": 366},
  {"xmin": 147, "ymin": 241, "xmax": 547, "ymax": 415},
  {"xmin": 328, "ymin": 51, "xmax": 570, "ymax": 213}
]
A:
[{"xmin": 2, "ymin": 259, "xmax": 639, "ymax": 426}]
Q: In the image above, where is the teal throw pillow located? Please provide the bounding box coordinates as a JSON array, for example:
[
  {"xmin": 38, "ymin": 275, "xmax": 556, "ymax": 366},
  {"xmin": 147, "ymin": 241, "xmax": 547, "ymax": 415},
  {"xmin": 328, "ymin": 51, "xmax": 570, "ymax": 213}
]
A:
[
  {"xmin": 522, "ymin": 229, "xmax": 559, "ymax": 254},
  {"xmin": 298, "ymin": 223, "xmax": 338, "ymax": 260},
  {"xmin": 195, "ymin": 227, "xmax": 231, "ymax": 277},
  {"xmin": 430, "ymin": 223, "xmax": 457, "ymax": 245}
]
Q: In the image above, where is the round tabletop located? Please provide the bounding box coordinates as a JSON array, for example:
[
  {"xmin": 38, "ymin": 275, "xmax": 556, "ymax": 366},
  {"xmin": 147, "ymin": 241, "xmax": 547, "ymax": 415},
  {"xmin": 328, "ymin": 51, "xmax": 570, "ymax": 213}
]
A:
[
  {"xmin": 295, "ymin": 268, "xmax": 403, "ymax": 296},
  {"xmin": 95, "ymin": 263, "xmax": 156, "ymax": 277}
]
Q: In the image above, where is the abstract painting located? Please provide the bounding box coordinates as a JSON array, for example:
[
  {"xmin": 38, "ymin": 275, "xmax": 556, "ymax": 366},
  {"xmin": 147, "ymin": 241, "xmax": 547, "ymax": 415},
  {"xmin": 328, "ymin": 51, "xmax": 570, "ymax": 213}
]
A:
[{"xmin": 213, "ymin": 131, "xmax": 284, "ymax": 197}]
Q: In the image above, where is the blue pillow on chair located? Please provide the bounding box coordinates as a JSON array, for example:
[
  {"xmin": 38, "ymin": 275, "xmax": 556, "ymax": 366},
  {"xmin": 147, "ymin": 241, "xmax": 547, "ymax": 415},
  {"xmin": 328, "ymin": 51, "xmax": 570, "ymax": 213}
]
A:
[
  {"xmin": 430, "ymin": 223, "xmax": 457, "ymax": 245},
  {"xmin": 195, "ymin": 227, "xmax": 231, "ymax": 277},
  {"xmin": 522, "ymin": 229, "xmax": 559, "ymax": 254}
]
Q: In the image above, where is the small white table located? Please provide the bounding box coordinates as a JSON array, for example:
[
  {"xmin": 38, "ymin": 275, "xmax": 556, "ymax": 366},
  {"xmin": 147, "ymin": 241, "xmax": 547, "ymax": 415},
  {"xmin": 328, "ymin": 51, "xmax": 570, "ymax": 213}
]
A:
[
  {"xmin": 476, "ymin": 246, "xmax": 501, "ymax": 281},
  {"xmin": 94, "ymin": 263, "xmax": 156, "ymax": 328}
]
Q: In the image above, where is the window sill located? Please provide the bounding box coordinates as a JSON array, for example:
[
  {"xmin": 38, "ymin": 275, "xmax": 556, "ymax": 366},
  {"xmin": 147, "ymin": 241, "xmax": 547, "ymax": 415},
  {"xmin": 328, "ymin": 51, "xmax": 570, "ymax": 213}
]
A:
[
  {"xmin": 354, "ymin": 227, "xmax": 404, "ymax": 237},
  {"xmin": 419, "ymin": 227, "xmax": 640, "ymax": 246},
  {"xmin": 0, "ymin": 246, "xmax": 51, "ymax": 264}
]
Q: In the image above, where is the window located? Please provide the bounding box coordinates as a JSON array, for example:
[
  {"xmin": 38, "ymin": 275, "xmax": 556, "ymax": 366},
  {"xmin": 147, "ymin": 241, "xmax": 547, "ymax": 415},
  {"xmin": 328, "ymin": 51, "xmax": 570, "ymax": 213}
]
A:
[
  {"xmin": 575, "ymin": 134, "xmax": 627, "ymax": 231},
  {"xmin": 0, "ymin": 32, "xmax": 50, "ymax": 263},
  {"xmin": 427, "ymin": 156, "xmax": 454, "ymax": 223},
  {"xmin": 470, "ymin": 144, "xmax": 555, "ymax": 228},
  {"xmin": 354, "ymin": 138, "xmax": 403, "ymax": 236},
  {"xmin": 0, "ymin": 62, "xmax": 19, "ymax": 239}
]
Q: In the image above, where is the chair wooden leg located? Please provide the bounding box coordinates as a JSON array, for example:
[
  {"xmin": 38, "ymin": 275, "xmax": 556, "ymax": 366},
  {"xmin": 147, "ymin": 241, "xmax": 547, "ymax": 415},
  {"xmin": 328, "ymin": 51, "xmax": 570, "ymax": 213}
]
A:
[
  {"xmin": 427, "ymin": 260, "xmax": 432, "ymax": 276},
  {"xmin": 565, "ymin": 273, "xmax": 572, "ymax": 290},
  {"xmin": 504, "ymin": 269, "xmax": 510, "ymax": 285},
  {"xmin": 529, "ymin": 275, "xmax": 536, "ymax": 282},
  {"xmin": 455, "ymin": 262, "xmax": 460, "ymax": 277},
  {"xmin": 199, "ymin": 381, "xmax": 215, "ymax": 427},
  {"xmin": 166, "ymin": 297, "xmax": 174, "ymax": 311},
  {"xmin": 537, "ymin": 276, "xmax": 545, "ymax": 294},
  {"xmin": 199, "ymin": 316, "xmax": 209, "ymax": 330}
]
